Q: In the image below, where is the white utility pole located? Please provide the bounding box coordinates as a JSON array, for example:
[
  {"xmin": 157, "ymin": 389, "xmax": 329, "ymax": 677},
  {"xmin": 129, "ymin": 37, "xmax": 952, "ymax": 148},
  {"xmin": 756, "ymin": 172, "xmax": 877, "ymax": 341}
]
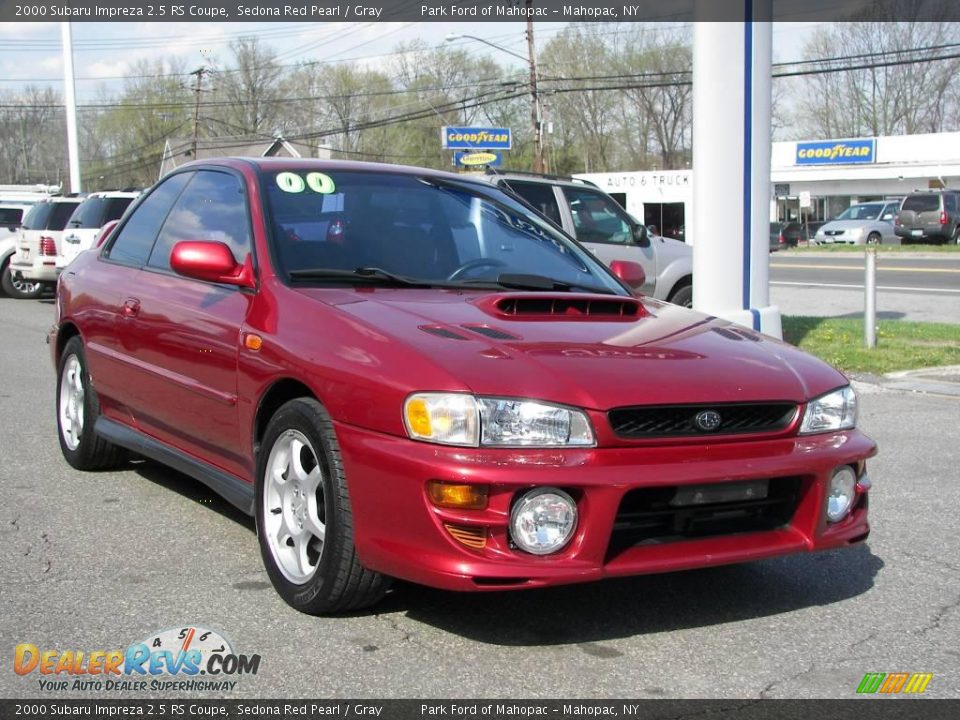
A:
[{"xmin": 61, "ymin": 22, "xmax": 81, "ymax": 193}]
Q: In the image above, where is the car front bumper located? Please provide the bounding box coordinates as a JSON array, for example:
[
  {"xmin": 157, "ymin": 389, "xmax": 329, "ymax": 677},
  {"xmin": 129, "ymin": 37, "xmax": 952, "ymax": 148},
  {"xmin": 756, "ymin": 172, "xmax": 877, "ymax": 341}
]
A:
[{"xmin": 337, "ymin": 422, "xmax": 876, "ymax": 591}]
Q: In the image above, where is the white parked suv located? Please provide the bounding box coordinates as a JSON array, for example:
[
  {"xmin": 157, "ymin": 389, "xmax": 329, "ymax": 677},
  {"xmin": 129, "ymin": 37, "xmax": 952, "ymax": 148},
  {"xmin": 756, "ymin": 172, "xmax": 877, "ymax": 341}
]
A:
[
  {"xmin": 1, "ymin": 203, "xmax": 45, "ymax": 298},
  {"xmin": 58, "ymin": 191, "xmax": 139, "ymax": 270},
  {"xmin": 9, "ymin": 197, "xmax": 82, "ymax": 291},
  {"xmin": 477, "ymin": 171, "xmax": 694, "ymax": 306}
]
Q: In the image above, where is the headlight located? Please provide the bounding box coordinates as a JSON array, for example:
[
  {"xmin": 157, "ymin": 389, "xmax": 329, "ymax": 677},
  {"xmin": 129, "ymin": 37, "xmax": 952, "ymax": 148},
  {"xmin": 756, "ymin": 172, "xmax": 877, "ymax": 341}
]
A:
[
  {"xmin": 800, "ymin": 386, "xmax": 857, "ymax": 434},
  {"xmin": 403, "ymin": 393, "xmax": 595, "ymax": 447}
]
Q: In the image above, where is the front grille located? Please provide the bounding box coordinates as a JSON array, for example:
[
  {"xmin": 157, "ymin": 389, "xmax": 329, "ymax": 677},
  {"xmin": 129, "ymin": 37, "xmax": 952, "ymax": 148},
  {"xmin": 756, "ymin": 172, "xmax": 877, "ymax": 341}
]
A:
[
  {"xmin": 606, "ymin": 477, "xmax": 802, "ymax": 559},
  {"xmin": 825, "ymin": 230, "xmax": 844, "ymax": 236},
  {"xmin": 608, "ymin": 402, "xmax": 797, "ymax": 439}
]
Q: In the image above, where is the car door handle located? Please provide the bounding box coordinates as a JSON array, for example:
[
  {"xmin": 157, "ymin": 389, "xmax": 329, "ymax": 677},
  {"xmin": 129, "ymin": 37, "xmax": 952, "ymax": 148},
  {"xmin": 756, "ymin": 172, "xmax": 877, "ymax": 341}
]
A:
[{"xmin": 122, "ymin": 298, "xmax": 141, "ymax": 318}]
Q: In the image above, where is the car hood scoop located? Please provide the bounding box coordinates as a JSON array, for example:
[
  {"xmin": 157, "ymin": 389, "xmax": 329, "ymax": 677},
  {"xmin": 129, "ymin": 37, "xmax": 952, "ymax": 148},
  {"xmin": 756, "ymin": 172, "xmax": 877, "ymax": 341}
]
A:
[{"xmin": 479, "ymin": 293, "xmax": 644, "ymax": 321}]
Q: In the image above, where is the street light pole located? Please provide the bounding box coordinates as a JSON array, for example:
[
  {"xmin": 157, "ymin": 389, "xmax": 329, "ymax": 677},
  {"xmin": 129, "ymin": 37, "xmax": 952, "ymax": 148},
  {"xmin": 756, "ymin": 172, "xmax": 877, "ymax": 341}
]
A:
[
  {"xmin": 61, "ymin": 22, "xmax": 81, "ymax": 193},
  {"xmin": 445, "ymin": 22, "xmax": 545, "ymax": 174}
]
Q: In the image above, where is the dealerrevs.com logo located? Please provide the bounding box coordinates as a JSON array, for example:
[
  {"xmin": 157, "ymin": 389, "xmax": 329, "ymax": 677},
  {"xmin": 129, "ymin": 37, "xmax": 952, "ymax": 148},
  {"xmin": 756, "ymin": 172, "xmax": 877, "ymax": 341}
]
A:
[{"xmin": 14, "ymin": 626, "xmax": 260, "ymax": 693}]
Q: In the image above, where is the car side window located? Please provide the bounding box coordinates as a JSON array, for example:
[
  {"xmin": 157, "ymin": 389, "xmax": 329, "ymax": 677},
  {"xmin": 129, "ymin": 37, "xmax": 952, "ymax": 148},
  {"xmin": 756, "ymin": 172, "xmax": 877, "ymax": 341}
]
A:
[
  {"xmin": 106, "ymin": 173, "xmax": 192, "ymax": 267},
  {"xmin": 500, "ymin": 181, "xmax": 562, "ymax": 226},
  {"xmin": 562, "ymin": 187, "xmax": 633, "ymax": 245},
  {"xmin": 944, "ymin": 194, "xmax": 957, "ymax": 213},
  {"xmin": 148, "ymin": 170, "xmax": 251, "ymax": 271}
]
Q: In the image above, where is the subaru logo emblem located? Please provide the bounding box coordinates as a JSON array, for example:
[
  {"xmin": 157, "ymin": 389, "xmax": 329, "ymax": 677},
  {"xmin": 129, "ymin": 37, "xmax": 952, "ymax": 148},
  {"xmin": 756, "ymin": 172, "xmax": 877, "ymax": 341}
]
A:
[{"xmin": 694, "ymin": 410, "xmax": 722, "ymax": 432}]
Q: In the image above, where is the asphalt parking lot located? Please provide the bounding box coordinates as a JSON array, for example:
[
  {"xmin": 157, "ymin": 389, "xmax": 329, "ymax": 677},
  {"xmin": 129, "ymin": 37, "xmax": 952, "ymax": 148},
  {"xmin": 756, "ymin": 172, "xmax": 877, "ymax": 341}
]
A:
[{"xmin": 1, "ymin": 295, "xmax": 958, "ymax": 700}]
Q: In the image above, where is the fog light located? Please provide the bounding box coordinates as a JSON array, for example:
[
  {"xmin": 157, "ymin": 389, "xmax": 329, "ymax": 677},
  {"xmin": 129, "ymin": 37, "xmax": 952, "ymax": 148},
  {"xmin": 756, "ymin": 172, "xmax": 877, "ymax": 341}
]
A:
[
  {"xmin": 827, "ymin": 466, "xmax": 857, "ymax": 522},
  {"xmin": 509, "ymin": 488, "xmax": 577, "ymax": 555}
]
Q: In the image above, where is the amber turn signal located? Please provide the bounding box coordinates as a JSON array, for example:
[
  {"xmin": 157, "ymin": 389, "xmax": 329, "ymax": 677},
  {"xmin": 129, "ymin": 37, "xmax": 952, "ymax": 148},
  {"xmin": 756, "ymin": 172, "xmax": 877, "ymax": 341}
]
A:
[{"xmin": 427, "ymin": 481, "xmax": 488, "ymax": 510}]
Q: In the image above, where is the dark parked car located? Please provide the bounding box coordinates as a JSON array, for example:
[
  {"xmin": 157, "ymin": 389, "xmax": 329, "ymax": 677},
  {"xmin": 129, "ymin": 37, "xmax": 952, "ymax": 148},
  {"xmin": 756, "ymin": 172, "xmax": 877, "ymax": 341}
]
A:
[
  {"xmin": 52, "ymin": 158, "xmax": 876, "ymax": 614},
  {"xmin": 895, "ymin": 190, "xmax": 960, "ymax": 244}
]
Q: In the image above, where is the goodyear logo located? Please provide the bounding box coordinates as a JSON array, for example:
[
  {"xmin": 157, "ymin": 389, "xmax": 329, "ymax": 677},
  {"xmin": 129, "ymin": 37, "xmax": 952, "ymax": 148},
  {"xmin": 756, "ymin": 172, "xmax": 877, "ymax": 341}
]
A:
[
  {"xmin": 796, "ymin": 139, "xmax": 875, "ymax": 165},
  {"xmin": 856, "ymin": 672, "xmax": 933, "ymax": 694},
  {"xmin": 442, "ymin": 126, "xmax": 512, "ymax": 150}
]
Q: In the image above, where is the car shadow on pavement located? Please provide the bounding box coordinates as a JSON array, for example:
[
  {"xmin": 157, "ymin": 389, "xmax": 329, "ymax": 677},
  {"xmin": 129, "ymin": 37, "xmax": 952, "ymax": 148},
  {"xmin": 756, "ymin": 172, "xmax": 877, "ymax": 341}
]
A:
[
  {"xmin": 129, "ymin": 458, "xmax": 255, "ymax": 531},
  {"xmin": 121, "ymin": 459, "xmax": 883, "ymax": 644},
  {"xmin": 383, "ymin": 546, "xmax": 883, "ymax": 645}
]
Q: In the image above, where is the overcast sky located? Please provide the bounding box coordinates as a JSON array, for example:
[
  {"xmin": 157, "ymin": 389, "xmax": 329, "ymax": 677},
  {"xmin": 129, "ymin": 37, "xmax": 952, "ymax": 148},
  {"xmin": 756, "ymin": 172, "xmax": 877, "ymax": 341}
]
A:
[{"xmin": 0, "ymin": 21, "xmax": 822, "ymax": 101}]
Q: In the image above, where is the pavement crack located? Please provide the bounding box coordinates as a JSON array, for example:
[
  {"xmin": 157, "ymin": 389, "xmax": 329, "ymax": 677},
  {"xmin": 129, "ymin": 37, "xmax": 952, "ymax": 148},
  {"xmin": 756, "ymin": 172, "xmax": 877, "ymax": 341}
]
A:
[
  {"xmin": 917, "ymin": 593, "xmax": 960, "ymax": 636},
  {"xmin": 897, "ymin": 549, "xmax": 960, "ymax": 574},
  {"xmin": 758, "ymin": 661, "xmax": 816, "ymax": 699}
]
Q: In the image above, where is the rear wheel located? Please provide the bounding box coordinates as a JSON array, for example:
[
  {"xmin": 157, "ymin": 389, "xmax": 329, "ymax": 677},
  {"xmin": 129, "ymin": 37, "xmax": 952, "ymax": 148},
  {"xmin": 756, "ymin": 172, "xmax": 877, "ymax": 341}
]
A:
[
  {"xmin": 255, "ymin": 398, "xmax": 390, "ymax": 614},
  {"xmin": 57, "ymin": 336, "xmax": 126, "ymax": 470},
  {"xmin": 668, "ymin": 284, "xmax": 693, "ymax": 308},
  {"xmin": 1, "ymin": 262, "xmax": 43, "ymax": 299},
  {"xmin": 952, "ymin": 226, "xmax": 960, "ymax": 245},
  {"xmin": 866, "ymin": 232, "xmax": 881, "ymax": 245}
]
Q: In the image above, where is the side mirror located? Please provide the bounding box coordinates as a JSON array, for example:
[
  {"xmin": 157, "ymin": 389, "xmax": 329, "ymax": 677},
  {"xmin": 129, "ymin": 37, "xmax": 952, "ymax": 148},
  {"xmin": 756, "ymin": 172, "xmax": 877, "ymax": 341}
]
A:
[
  {"xmin": 881, "ymin": 213, "xmax": 893, "ymax": 221},
  {"xmin": 609, "ymin": 260, "xmax": 646, "ymax": 290},
  {"xmin": 170, "ymin": 241, "xmax": 255, "ymax": 288},
  {"xmin": 632, "ymin": 223, "xmax": 650, "ymax": 247}
]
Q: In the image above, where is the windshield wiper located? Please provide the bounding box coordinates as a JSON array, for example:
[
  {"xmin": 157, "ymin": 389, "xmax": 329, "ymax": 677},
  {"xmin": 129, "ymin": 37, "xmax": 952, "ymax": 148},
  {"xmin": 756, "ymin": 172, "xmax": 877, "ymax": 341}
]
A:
[
  {"xmin": 460, "ymin": 273, "xmax": 616, "ymax": 295},
  {"xmin": 288, "ymin": 266, "xmax": 437, "ymax": 287}
]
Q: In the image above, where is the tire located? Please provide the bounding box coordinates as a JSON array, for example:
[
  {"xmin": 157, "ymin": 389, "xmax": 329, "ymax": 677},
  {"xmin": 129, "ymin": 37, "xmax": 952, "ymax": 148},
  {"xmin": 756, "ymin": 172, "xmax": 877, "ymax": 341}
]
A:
[
  {"xmin": 866, "ymin": 232, "xmax": 881, "ymax": 245},
  {"xmin": 57, "ymin": 336, "xmax": 126, "ymax": 470},
  {"xmin": 952, "ymin": 226, "xmax": 960, "ymax": 245},
  {"xmin": 668, "ymin": 284, "xmax": 693, "ymax": 308},
  {"xmin": 255, "ymin": 398, "xmax": 390, "ymax": 614},
  {"xmin": 1, "ymin": 261, "xmax": 43, "ymax": 299}
]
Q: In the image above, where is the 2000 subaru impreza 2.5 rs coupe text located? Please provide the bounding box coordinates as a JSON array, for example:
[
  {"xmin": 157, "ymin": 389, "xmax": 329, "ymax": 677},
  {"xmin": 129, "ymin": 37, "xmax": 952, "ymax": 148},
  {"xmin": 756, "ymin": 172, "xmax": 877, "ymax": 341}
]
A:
[{"xmin": 50, "ymin": 158, "xmax": 875, "ymax": 614}]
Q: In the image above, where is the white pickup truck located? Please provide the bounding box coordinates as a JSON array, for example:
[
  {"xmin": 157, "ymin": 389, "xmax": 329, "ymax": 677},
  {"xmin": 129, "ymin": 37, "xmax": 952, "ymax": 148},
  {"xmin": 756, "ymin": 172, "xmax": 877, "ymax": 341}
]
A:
[{"xmin": 477, "ymin": 171, "xmax": 693, "ymax": 306}]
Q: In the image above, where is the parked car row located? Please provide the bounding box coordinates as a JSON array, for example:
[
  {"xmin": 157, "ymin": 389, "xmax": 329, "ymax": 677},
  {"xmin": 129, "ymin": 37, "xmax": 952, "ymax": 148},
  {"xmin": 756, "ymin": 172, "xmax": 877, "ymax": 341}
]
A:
[
  {"xmin": 806, "ymin": 190, "xmax": 960, "ymax": 247},
  {"xmin": 1, "ymin": 190, "xmax": 139, "ymax": 299}
]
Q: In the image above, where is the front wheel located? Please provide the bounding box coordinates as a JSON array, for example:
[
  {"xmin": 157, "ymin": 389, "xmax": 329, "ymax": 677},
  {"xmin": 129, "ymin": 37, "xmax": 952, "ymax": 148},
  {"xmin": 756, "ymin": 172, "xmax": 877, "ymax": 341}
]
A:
[
  {"xmin": 1, "ymin": 262, "xmax": 43, "ymax": 299},
  {"xmin": 57, "ymin": 336, "xmax": 125, "ymax": 470},
  {"xmin": 866, "ymin": 232, "xmax": 881, "ymax": 245},
  {"xmin": 255, "ymin": 398, "xmax": 390, "ymax": 614},
  {"xmin": 668, "ymin": 284, "xmax": 693, "ymax": 308}
]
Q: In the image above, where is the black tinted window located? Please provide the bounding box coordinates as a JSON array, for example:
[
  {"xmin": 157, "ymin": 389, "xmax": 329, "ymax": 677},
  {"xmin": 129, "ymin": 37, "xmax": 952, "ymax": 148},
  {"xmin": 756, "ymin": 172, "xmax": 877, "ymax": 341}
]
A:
[
  {"xmin": 0, "ymin": 208, "xmax": 23, "ymax": 226},
  {"xmin": 22, "ymin": 203, "xmax": 52, "ymax": 230},
  {"xmin": 501, "ymin": 181, "xmax": 562, "ymax": 226},
  {"xmin": 68, "ymin": 196, "xmax": 135, "ymax": 229},
  {"xmin": 107, "ymin": 173, "xmax": 192, "ymax": 266},
  {"xmin": 148, "ymin": 170, "xmax": 250, "ymax": 271},
  {"xmin": 902, "ymin": 194, "xmax": 940, "ymax": 212},
  {"xmin": 945, "ymin": 194, "xmax": 958, "ymax": 212}
]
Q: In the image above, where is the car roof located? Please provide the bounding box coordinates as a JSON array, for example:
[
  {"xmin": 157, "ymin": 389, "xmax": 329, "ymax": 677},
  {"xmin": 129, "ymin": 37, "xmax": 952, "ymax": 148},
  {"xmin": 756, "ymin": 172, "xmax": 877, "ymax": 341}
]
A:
[
  {"xmin": 83, "ymin": 191, "xmax": 141, "ymax": 199},
  {"xmin": 176, "ymin": 157, "xmax": 489, "ymax": 184}
]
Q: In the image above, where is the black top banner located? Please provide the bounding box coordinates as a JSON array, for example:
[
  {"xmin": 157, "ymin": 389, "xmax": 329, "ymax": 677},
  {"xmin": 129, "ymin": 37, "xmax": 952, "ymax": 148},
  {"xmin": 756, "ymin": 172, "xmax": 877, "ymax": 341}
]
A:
[{"xmin": 1, "ymin": 0, "xmax": 959, "ymax": 23}]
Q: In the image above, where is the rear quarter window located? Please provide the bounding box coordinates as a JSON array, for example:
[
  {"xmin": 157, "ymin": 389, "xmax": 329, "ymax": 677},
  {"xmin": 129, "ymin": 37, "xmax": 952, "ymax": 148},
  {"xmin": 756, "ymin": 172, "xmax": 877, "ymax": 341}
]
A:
[{"xmin": 21, "ymin": 203, "xmax": 53, "ymax": 230}]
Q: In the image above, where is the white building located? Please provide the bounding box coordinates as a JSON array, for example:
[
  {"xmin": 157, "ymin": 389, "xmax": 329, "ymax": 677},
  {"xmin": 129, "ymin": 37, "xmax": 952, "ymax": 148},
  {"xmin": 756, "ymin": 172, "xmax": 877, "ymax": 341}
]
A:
[{"xmin": 577, "ymin": 131, "xmax": 960, "ymax": 243}]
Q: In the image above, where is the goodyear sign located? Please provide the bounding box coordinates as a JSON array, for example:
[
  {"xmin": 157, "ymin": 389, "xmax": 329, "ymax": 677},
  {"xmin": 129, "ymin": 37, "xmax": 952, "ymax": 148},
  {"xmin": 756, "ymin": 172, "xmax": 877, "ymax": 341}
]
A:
[
  {"xmin": 454, "ymin": 151, "xmax": 502, "ymax": 168},
  {"xmin": 796, "ymin": 139, "xmax": 875, "ymax": 165},
  {"xmin": 442, "ymin": 126, "xmax": 512, "ymax": 150}
]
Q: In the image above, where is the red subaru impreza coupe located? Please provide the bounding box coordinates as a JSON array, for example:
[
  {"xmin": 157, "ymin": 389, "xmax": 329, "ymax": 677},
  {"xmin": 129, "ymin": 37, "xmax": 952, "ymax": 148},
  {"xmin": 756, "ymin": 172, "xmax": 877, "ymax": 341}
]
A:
[{"xmin": 51, "ymin": 159, "xmax": 875, "ymax": 613}]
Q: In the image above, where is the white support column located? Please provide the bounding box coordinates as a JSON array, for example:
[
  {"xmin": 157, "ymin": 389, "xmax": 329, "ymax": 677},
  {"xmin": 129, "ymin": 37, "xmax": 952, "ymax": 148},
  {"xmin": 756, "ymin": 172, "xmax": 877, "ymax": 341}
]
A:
[
  {"xmin": 61, "ymin": 22, "xmax": 81, "ymax": 194},
  {"xmin": 691, "ymin": 6, "xmax": 780, "ymax": 338}
]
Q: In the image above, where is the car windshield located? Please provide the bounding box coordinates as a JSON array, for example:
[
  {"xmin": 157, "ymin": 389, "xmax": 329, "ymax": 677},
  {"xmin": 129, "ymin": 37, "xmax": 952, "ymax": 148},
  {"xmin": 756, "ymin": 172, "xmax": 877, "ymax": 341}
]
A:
[
  {"xmin": 262, "ymin": 169, "xmax": 625, "ymax": 294},
  {"xmin": 835, "ymin": 203, "xmax": 884, "ymax": 221}
]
